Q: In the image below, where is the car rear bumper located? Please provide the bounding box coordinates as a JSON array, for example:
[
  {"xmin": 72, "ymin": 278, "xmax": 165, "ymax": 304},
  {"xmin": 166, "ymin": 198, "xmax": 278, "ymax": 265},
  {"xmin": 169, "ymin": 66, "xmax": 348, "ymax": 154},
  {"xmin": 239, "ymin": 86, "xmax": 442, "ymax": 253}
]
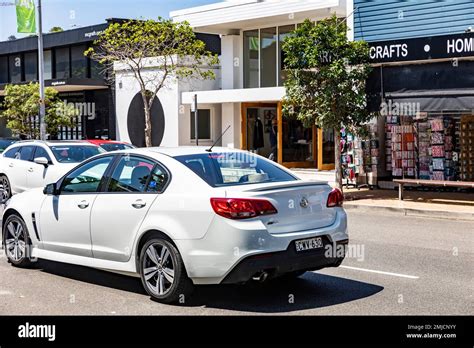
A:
[
  {"xmin": 221, "ymin": 237, "xmax": 348, "ymax": 284},
  {"xmin": 174, "ymin": 208, "xmax": 348, "ymax": 285}
]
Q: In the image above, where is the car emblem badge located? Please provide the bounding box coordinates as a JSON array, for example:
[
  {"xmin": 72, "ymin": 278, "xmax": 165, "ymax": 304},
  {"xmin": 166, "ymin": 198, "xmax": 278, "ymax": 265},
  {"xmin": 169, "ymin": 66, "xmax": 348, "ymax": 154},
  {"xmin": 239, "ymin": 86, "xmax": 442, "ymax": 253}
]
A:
[{"xmin": 300, "ymin": 197, "xmax": 309, "ymax": 208}]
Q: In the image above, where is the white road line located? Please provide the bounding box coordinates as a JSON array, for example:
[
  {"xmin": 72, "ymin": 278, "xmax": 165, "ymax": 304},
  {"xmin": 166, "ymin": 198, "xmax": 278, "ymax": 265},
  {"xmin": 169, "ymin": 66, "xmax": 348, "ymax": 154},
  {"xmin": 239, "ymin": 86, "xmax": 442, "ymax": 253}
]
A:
[{"xmin": 339, "ymin": 265, "xmax": 419, "ymax": 279}]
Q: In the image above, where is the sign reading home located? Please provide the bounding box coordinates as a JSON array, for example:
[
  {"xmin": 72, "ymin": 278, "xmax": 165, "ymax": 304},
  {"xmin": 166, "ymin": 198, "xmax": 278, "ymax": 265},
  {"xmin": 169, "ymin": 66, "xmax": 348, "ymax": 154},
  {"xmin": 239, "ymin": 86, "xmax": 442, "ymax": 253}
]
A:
[{"xmin": 369, "ymin": 32, "xmax": 474, "ymax": 63}]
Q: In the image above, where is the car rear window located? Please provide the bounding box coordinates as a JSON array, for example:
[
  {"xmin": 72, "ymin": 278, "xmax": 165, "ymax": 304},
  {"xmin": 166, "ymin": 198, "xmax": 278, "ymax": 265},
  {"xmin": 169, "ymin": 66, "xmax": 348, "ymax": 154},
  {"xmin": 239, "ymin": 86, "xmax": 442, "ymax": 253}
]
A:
[
  {"xmin": 50, "ymin": 145, "xmax": 105, "ymax": 163},
  {"xmin": 174, "ymin": 152, "xmax": 297, "ymax": 187}
]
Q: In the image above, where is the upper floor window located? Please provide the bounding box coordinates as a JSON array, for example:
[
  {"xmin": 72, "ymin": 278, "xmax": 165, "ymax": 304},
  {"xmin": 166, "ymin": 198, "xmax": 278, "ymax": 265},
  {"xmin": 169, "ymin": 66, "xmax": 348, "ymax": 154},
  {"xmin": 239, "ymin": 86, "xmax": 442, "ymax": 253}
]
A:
[
  {"xmin": 55, "ymin": 47, "xmax": 70, "ymax": 79},
  {"xmin": 71, "ymin": 45, "xmax": 88, "ymax": 78},
  {"xmin": 0, "ymin": 56, "xmax": 8, "ymax": 84},
  {"xmin": 24, "ymin": 51, "xmax": 38, "ymax": 81},
  {"xmin": 243, "ymin": 24, "xmax": 297, "ymax": 89},
  {"xmin": 9, "ymin": 55, "xmax": 22, "ymax": 83}
]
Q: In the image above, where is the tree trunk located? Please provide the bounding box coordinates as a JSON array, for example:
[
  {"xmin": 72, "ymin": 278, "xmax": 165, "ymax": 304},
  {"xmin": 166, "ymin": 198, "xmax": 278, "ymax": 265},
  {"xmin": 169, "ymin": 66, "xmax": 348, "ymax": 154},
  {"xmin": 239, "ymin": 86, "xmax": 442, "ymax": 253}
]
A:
[
  {"xmin": 334, "ymin": 128, "xmax": 343, "ymax": 191},
  {"xmin": 144, "ymin": 105, "xmax": 153, "ymax": 147}
]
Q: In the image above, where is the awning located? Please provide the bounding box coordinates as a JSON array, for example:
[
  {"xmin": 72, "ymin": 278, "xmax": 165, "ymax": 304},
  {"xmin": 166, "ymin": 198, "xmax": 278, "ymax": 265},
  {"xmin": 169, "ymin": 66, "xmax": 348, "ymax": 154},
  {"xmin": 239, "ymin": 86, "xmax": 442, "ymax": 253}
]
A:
[{"xmin": 384, "ymin": 88, "xmax": 474, "ymax": 112}]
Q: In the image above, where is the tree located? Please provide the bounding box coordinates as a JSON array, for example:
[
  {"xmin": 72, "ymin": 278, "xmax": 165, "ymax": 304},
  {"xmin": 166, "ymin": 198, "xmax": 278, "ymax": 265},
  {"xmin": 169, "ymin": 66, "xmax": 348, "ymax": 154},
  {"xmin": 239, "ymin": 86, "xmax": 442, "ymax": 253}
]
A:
[
  {"xmin": 7, "ymin": 35, "xmax": 17, "ymax": 41},
  {"xmin": 281, "ymin": 16, "xmax": 372, "ymax": 190},
  {"xmin": 49, "ymin": 26, "xmax": 64, "ymax": 33},
  {"xmin": 85, "ymin": 18, "xmax": 219, "ymax": 147},
  {"xmin": 1, "ymin": 83, "xmax": 76, "ymax": 139}
]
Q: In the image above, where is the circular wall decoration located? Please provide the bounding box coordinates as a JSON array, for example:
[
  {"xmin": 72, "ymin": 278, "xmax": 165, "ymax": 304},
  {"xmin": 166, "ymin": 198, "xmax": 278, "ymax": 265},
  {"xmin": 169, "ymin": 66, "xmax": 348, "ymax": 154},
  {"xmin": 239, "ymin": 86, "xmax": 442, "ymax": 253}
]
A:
[{"xmin": 127, "ymin": 92, "xmax": 165, "ymax": 147}]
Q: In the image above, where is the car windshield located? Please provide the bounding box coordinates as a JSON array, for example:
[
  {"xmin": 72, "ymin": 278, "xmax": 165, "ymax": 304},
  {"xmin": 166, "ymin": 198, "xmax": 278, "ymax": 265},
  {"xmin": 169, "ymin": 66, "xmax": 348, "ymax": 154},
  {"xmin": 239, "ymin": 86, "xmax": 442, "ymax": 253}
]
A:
[
  {"xmin": 174, "ymin": 152, "xmax": 297, "ymax": 187},
  {"xmin": 99, "ymin": 143, "xmax": 134, "ymax": 152},
  {"xmin": 0, "ymin": 140, "xmax": 16, "ymax": 153},
  {"xmin": 50, "ymin": 145, "xmax": 105, "ymax": 163}
]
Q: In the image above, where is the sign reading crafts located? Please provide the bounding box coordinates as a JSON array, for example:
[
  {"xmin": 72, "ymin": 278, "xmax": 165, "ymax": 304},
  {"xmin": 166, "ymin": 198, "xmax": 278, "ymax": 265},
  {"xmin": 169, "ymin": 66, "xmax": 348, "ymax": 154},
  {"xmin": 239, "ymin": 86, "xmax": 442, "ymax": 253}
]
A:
[{"xmin": 369, "ymin": 32, "xmax": 474, "ymax": 63}]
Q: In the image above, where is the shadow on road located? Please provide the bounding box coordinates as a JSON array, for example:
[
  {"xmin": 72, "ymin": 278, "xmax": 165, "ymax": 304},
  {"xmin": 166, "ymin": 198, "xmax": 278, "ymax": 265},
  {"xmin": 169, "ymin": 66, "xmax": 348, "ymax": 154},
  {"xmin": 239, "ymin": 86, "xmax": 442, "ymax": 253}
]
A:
[
  {"xmin": 189, "ymin": 272, "xmax": 384, "ymax": 313},
  {"xmin": 35, "ymin": 259, "xmax": 383, "ymax": 313}
]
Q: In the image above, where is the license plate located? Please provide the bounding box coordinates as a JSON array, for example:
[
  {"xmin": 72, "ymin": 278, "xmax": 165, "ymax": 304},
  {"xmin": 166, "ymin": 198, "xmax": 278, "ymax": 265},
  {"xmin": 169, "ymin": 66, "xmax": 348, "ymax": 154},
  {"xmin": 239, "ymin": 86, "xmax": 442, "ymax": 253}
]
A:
[{"xmin": 295, "ymin": 237, "xmax": 323, "ymax": 252}]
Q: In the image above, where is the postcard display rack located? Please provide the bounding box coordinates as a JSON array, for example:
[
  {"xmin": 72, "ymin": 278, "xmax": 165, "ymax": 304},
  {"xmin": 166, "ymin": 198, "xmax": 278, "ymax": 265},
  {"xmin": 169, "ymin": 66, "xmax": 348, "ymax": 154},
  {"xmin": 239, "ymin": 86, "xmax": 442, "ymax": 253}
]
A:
[
  {"xmin": 460, "ymin": 116, "xmax": 474, "ymax": 181},
  {"xmin": 390, "ymin": 122, "xmax": 416, "ymax": 178},
  {"xmin": 341, "ymin": 126, "xmax": 378, "ymax": 188},
  {"xmin": 386, "ymin": 115, "xmax": 461, "ymax": 180}
]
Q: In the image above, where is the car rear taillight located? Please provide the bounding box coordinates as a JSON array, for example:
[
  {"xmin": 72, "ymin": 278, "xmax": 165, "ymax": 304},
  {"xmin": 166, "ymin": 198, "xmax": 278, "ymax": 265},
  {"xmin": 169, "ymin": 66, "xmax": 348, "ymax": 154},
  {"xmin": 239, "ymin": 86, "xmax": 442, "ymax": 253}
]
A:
[
  {"xmin": 327, "ymin": 188, "xmax": 344, "ymax": 207},
  {"xmin": 210, "ymin": 198, "xmax": 277, "ymax": 220}
]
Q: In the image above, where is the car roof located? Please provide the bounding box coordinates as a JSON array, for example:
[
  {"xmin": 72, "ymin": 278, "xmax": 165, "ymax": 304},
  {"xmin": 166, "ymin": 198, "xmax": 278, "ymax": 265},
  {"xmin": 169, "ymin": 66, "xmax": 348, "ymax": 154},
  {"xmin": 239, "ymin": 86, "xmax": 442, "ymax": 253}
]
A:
[
  {"xmin": 124, "ymin": 146, "xmax": 249, "ymax": 157},
  {"xmin": 86, "ymin": 139, "xmax": 129, "ymax": 145},
  {"xmin": 12, "ymin": 140, "xmax": 99, "ymax": 147}
]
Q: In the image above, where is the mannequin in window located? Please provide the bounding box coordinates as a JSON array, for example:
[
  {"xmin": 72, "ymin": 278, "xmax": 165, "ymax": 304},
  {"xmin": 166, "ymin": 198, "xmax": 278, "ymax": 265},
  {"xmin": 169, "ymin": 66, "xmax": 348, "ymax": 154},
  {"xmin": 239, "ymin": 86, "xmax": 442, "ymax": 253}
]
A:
[
  {"xmin": 269, "ymin": 117, "xmax": 278, "ymax": 161},
  {"xmin": 253, "ymin": 116, "xmax": 264, "ymax": 152}
]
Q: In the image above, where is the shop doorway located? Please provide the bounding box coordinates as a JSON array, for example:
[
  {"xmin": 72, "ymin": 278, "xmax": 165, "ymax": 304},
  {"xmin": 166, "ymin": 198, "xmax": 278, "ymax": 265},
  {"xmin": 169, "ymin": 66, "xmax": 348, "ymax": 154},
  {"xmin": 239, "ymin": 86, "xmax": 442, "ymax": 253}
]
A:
[{"xmin": 242, "ymin": 102, "xmax": 331, "ymax": 169}]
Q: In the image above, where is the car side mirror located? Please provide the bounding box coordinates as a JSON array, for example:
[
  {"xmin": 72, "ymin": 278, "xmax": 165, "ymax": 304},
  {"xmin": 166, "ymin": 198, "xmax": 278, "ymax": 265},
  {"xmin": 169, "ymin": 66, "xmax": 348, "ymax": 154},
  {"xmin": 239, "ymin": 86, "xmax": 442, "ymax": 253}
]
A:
[
  {"xmin": 34, "ymin": 157, "xmax": 50, "ymax": 167},
  {"xmin": 43, "ymin": 183, "xmax": 58, "ymax": 196}
]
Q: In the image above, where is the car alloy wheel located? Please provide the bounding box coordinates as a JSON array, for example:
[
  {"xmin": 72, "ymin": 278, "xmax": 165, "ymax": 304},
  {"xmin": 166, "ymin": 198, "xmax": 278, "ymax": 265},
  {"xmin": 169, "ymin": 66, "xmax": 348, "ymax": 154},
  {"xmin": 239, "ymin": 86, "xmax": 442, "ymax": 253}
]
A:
[
  {"xmin": 0, "ymin": 176, "xmax": 11, "ymax": 202},
  {"xmin": 143, "ymin": 243, "xmax": 175, "ymax": 296},
  {"xmin": 3, "ymin": 214, "xmax": 33, "ymax": 267},
  {"xmin": 139, "ymin": 237, "xmax": 194, "ymax": 303}
]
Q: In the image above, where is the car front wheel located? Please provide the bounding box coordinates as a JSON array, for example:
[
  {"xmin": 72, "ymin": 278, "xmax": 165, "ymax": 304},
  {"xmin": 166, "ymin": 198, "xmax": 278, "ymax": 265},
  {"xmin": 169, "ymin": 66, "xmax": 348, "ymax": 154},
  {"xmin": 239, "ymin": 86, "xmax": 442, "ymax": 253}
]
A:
[
  {"xmin": 0, "ymin": 175, "xmax": 12, "ymax": 202},
  {"xmin": 139, "ymin": 238, "xmax": 194, "ymax": 304},
  {"xmin": 3, "ymin": 214, "xmax": 34, "ymax": 268}
]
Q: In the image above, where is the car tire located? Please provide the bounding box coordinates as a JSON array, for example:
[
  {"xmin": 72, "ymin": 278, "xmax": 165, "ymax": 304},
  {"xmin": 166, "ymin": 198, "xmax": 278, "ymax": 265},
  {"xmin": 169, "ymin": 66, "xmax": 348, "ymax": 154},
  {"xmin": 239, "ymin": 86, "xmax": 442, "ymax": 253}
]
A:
[
  {"xmin": 139, "ymin": 237, "xmax": 194, "ymax": 304},
  {"xmin": 0, "ymin": 175, "xmax": 12, "ymax": 202},
  {"xmin": 2, "ymin": 214, "xmax": 34, "ymax": 268}
]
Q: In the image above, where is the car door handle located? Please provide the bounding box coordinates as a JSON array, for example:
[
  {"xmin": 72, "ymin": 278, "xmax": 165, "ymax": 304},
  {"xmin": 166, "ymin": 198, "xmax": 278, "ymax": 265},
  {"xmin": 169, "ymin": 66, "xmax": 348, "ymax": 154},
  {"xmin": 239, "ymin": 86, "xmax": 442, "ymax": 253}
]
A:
[
  {"xmin": 77, "ymin": 201, "xmax": 89, "ymax": 209},
  {"xmin": 132, "ymin": 200, "xmax": 146, "ymax": 209},
  {"xmin": 8, "ymin": 163, "xmax": 13, "ymax": 167},
  {"xmin": 28, "ymin": 168, "xmax": 34, "ymax": 172}
]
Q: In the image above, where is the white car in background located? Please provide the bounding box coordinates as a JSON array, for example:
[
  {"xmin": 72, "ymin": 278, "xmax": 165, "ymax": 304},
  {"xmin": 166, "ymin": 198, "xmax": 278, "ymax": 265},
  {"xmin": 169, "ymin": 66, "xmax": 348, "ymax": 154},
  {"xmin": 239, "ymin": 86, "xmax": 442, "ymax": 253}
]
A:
[
  {"xmin": 0, "ymin": 140, "xmax": 104, "ymax": 201},
  {"xmin": 2, "ymin": 147, "xmax": 348, "ymax": 303}
]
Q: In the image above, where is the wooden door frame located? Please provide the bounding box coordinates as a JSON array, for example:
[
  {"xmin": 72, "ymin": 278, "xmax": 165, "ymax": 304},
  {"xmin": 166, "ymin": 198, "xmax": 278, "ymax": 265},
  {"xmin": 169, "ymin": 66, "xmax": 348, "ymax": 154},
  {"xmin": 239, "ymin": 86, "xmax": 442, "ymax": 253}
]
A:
[{"xmin": 317, "ymin": 128, "xmax": 336, "ymax": 170}]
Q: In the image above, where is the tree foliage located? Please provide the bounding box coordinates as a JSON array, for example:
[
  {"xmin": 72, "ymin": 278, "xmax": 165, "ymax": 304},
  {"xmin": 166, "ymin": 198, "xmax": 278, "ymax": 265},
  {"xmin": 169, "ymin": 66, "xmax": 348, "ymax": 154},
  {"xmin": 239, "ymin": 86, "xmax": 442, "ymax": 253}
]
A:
[
  {"xmin": 1, "ymin": 83, "xmax": 76, "ymax": 139},
  {"xmin": 49, "ymin": 26, "xmax": 64, "ymax": 33},
  {"xmin": 281, "ymin": 16, "xmax": 372, "ymax": 188},
  {"xmin": 85, "ymin": 18, "xmax": 219, "ymax": 147}
]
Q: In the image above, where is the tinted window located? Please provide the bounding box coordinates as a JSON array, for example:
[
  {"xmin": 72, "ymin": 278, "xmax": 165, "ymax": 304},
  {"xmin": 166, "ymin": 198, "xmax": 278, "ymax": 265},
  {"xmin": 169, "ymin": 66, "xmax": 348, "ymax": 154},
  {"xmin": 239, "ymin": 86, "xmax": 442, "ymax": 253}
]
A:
[
  {"xmin": 190, "ymin": 109, "xmax": 211, "ymax": 140},
  {"xmin": 55, "ymin": 47, "xmax": 70, "ymax": 79},
  {"xmin": 174, "ymin": 152, "xmax": 296, "ymax": 187},
  {"xmin": 0, "ymin": 140, "xmax": 16, "ymax": 153},
  {"xmin": 107, "ymin": 157, "xmax": 155, "ymax": 193},
  {"xmin": 61, "ymin": 156, "xmax": 113, "ymax": 193},
  {"xmin": 50, "ymin": 145, "xmax": 104, "ymax": 163},
  {"xmin": 3, "ymin": 146, "xmax": 20, "ymax": 158},
  {"xmin": 24, "ymin": 51, "xmax": 37, "ymax": 81},
  {"xmin": 9, "ymin": 55, "xmax": 22, "ymax": 83},
  {"xmin": 19, "ymin": 146, "xmax": 35, "ymax": 161},
  {"xmin": 0, "ymin": 56, "xmax": 8, "ymax": 83},
  {"xmin": 100, "ymin": 143, "xmax": 134, "ymax": 152},
  {"xmin": 71, "ymin": 45, "xmax": 87, "ymax": 78},
  {"xmin": 34, "ymin": 146, "xmax": 51, "ymax": 162}
]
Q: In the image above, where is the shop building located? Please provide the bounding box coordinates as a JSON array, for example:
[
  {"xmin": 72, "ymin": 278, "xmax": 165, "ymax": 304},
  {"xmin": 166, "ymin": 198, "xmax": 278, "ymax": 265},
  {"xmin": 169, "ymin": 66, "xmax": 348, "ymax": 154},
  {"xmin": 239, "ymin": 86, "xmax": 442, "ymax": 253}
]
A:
[
  {"xmin": 0, "ymin": 19, "xmax": 221, "ymax": 143},
  {"xmin": 0, "ymin": 21, "xmax": 114, "ymax": 139},
  {"xmin": 342, "ymin": 0, "xmax": 474, "ymax": 187},
  {"xmin": 132, "ymin": 0, "xmax": 351, "ymax": 170}
]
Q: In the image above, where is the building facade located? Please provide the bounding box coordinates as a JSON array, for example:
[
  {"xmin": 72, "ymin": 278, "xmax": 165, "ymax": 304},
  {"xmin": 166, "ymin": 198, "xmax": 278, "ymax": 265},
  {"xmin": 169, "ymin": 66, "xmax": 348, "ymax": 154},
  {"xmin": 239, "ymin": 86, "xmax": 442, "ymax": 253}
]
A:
[
  {"xmin": 0, "ymin": 19, "xmax": 221, "ymax": 144},
  {"xmin": 164, "ymin": 0, "xmax": 353, "ymax": 170},
  {"xmin": 0, "ymin": 22, "xmax": 114, "ymax": 140},
  {"xmin": 353, "ymin": 0, "xmax": 474, "ymax": 184}
]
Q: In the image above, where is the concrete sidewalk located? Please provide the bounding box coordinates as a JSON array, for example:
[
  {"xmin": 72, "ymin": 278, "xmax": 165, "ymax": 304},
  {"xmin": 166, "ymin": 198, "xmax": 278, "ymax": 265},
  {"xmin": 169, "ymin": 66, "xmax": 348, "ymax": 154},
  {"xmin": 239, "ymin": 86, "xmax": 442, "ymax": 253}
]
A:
[{"xmin": 343, "ymin": 188, "xmax": 474, "ymax": 220}]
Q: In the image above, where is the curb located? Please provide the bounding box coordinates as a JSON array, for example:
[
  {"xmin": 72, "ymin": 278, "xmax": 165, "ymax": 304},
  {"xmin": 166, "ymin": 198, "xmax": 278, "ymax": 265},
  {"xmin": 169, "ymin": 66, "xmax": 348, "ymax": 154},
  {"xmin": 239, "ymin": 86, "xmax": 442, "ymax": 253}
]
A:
[{"xmin": 343, "ymin": 203, "xmax": 474, "ymax": 221}]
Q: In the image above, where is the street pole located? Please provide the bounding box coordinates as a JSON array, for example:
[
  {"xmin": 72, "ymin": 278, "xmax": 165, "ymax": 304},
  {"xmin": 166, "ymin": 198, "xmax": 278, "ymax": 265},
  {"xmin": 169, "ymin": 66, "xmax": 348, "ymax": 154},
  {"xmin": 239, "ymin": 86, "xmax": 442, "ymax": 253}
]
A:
[
  {"xmin": 37, "ymin": 0, "xmax": 46, "ymax": 140},
  {"xmin": 193, "ymin": 94, "xmax": 198, "ymax": 146}
]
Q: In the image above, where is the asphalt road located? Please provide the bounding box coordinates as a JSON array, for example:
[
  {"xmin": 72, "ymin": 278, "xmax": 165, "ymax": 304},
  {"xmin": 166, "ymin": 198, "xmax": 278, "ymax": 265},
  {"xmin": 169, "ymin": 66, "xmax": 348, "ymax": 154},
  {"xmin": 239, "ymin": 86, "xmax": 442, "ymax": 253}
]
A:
[{"xmin": 0, "ymin": 211, "xmax": 472, "ymax": 315}]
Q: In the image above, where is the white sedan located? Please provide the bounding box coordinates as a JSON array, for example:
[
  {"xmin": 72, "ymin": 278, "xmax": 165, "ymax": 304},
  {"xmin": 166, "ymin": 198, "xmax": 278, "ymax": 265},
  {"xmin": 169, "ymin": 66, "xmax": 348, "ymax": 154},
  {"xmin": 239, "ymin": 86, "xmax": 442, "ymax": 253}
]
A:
[
  {"xmin": 0, "ymin": 140, "xmax": 104, "ymax": 201},
  {"xmin": 2, "ymin": 147, "xmax": 348, "ymax": 303}
]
